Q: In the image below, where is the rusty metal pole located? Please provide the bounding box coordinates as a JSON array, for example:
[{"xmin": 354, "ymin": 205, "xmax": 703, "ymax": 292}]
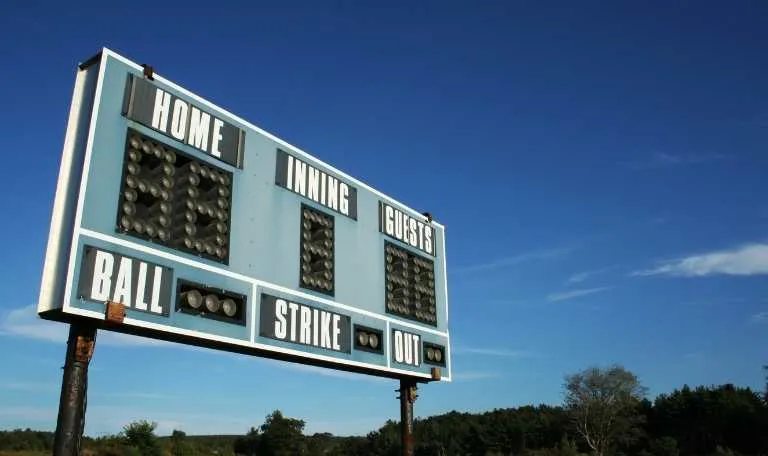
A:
[
  {"xmin": 398, "ymin": 378, "xmax": 417, "ymax": 456},
  {"xmin": 53, "ymin": 322, "xmax": 96, "ymax": 456}
]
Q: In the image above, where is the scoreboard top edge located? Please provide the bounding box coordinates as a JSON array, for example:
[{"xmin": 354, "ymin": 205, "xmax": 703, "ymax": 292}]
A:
[{"xmin": 86, "ymin": 47, "xmax": 446, "ymax": 232}]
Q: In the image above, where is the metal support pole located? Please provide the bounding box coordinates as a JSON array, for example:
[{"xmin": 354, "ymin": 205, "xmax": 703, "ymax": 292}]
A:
[
  {"xmin": 398, "ymin": 378, "xmax": 418, "ymax": 456},
  {"xmin": 53, "ymin": 321, "xmax": 96, "ymax": 456}
]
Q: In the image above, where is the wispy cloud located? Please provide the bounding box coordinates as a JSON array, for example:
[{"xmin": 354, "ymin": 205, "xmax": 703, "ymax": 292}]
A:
[
  {"xmin": 751, "ymin": 312, "xmax": 768, "ymax": 323},
  {"xmin": 546, "ymin": 286, "xmax": 611, "ymax": 302},
  {"xmin": 565, "ymin": 266, "xmax": 616, "ymax": 284},
  {"xmin": 90, "ymin": 391, "xmax": 183, "ymax": 401},
  {"xmin": 631, "ymin": 243, "xmax": 768, "ymax": 278},
  {"xmin": 0, "ymin": 304, "xmax": 184, "ymax": 348},
  {"xmin": 0, "ymin": 382, "xmax": 59, "ymax": 393},
  {"xmin": 620, "ymin": 152, "xmax": 731, "ymax": 171},
  {"xmin": 451, "ymin": 371, "xmax": 501, "ymax": 381},
  {"xmin": 452, "ymin": 346, "xmax": 536, "ymax": 358},
  {"xmin": 453, "ymin": 247, "xmax": 573, "ymax": 274},
  {"xmin": 0, "ymin": 406, "xmax": 56, "ymax": 421},
  {"xmin": 255, "ymin": 358, "xmax": 390, "ymax": 383}
]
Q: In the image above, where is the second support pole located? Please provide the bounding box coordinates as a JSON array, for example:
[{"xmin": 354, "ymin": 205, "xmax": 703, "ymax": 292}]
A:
[{"xmin": 399, "ymin": 378, "xmax": 418, "ymax": 456}]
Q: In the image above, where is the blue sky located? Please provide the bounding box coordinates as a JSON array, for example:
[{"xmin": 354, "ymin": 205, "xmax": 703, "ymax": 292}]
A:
[{"xmin": 1, "ymin": 0, "xmax": 768, "ymax": 437}]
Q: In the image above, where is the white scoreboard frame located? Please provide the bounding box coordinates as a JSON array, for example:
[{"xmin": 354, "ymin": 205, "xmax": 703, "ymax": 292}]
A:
[{"xmin": 37, "ymin": 48, "xmax": 451, "ymax": 383}]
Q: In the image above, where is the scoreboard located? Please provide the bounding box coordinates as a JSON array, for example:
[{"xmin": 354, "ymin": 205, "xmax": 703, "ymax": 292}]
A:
[{"xmin": 37, "ymin": 48, "xmax": 451, "ymax": 383}]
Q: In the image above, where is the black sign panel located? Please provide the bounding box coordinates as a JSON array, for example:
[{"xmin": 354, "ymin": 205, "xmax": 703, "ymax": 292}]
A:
[
  {"xmin": 379, "ymin": 201, "xmax": 436, "ymax": 256},
  {"xmin": 275, "ymin": 149, "xmax": 358, "ymax": 220},
  {"xmin": 391, "ymin": 328, "xmax": 422, "ymax": 367},
  {"xmin": 77, "ymin": 245, "xmax": 173, "ymax": 317},
  {"xmin": 122, "ymin": 74, "xmax": 244, "ymax": 168},
  {"xmin": 259, "ymin": 293, "xmax": 351, "ymax": 354}
]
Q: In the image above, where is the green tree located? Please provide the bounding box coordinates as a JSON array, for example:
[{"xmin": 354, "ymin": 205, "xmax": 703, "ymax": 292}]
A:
[
  {"xmin": 650, "ymin": 383, "xmax": 766, "ymax": 455},
  {"xmin": 648, "ymin": 436, "xmax": 680, "ymax": 456},
  {"xmin": 121, "ymin": 420, "xmax": 162, "ymax": 456},
  {"xmin": 233, "ymin": 426, "xmax": 261, "ymax": 456},
  {"xmin": 169, "ymin": 429, "xmax": 193, "ymax": 456},
  {"xmin": 563, "ymin": 364, "xmax": 647, "ymax": 456},
  {"xmin": 259, "ymin": 410, "xmax": 307, "ymax": 456}
]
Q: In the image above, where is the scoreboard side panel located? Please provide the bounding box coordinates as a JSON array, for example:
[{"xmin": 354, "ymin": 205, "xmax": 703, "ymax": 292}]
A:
[{"xmin": 38, "ymin": 55, "xmax": 102, "ymax": 314}]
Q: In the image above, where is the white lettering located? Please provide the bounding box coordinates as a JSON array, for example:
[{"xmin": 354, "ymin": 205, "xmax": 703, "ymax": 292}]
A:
[
  {"xmin": 320, "ymin": 172, "xmax": 327, "ymax": 204},
  {"xmin": 409, "ymin": 218, "xmax": 418, "ymax": 246},
  {"xmin": 288, "ymin": 302, "xmax": 299, "ymax": 342},
  {"xmin": 382, "ymin": 203, "xmax": 435, "ymax": 256},
  {"xmin": 385, "ymin": 205, "xmax": 395, "ymax": 236},
  {"xmin": 300, "ymin": 306, "xmax": 312, "ymax": 344},
  {"xmin": 150, "ymin": 266, "xmax": 163, "ymax": 314},
  {"xmin": 308, "ymin": 168, "xmax": 320, "ymax": 201},
  {"xmin": 211, "ymin": 118, "xmax": 224, "ymax": 158},
  {"xmin": 294, "ymin": 160, "xmax": 307, "ymax": 196},
  {"xmin": 286, "ymin": 154, "xmax": 294, "ymax": 191},
  {"xmin": 394, "ymin": 211, "xmax": 403, "ymax": 239},
  {"xmin": 394, "ymin": 331, "xmax": 404, "ymax": 363},
  {"xmin": 170, "ymin": 99, "xmax": 188, "ymax": 140},
  {"xmin": 90, "ymin": 251, "xmax": 114, "ymax": 301},
  {"xmin": 392, "ymin": 330, "xmax": 420, "ymax": 366},
  {"xmin": 313, "ymin": 308, "xmax": 319, "ymax": 346},
  {"xmin": 112, "ymin": 257, "xmax": 133, "ymax": 305},
  {"xmin": 332, "ymin": 314, "xmax": 341, "ymax": 351},
  {"xmin": 339, "ymin": 183, "xmax": 349, "ymax": 216},
  {"xmin": 327, "ymin": 176, "xmax": 338, "ymax": 210},
  {"xmin": 404, "ymin": 333, "xmax": 413, "ymax": 364},
  {"xmin": 412, "ymin": 334, "xmax": 421, "ymax": 365},
  {"xmin": 269, "ymin": 298, "xmax": 348, "ymax": 352},
  {"xmin": 280, "ymin": 152, "xmax": 358, "ymax": 217},
  {"xmin": 151, "ymin": 89, "xmax": 171, "ymax": 132},
  {"xmin": 187, "ymin": 107, "xmax": 210, "ymax": 151},
  {"xmin": 274, "ymin": 299, "xmax": 287, "ymax": 339},
  {"xmin": 321, "ymin": 311, "xmax": 332, "ymax": 349},
  {"xmin": 134, "ymin": 262, "xmax": 149, "ymax": 311}
]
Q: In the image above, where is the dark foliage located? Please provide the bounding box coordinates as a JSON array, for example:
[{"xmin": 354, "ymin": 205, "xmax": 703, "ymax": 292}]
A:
[{"xmin": 3, "ymin": 369, "xmax": 767, "ymax": 456}]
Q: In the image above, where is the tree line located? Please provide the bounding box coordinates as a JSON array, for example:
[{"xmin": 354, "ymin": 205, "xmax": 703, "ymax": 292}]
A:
[{"xmin": 1, "ymin": 364, "xmax": 766, "ymax": 456}]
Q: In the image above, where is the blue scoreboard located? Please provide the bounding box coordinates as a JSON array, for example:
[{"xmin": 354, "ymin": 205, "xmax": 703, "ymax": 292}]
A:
[{"xmin": 37, "ymin": 48, "xmax": 451, "ymax": 383}]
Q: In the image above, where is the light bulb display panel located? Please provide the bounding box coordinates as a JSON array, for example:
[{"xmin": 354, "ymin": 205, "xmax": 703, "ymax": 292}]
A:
[
  {"xmin": 38, "ymin": 48, "xmax": 451, "ymax": 383},
  {"xmin": 384, "ymin": 241, "xmax": 437, "ymax": 326},
  {"xmin": 115, "ymin": 128, "xmax": 233, "ymax": 264},
  {"xmin": 299, "ymin": 204, "xmax": 335, "ymax": 295},
  {"xmin": 175, "ymin": 279, "xmax": 247, "ymax": 326}
]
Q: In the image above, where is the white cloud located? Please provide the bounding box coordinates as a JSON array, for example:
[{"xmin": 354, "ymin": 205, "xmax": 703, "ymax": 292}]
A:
[
  {"xmin": 453, "ymin": 247, "xmax": 573, "ymax": 274},
  {"xmin": 621, "ymin": 152, "xmax": 730, "ymax": 170},
  {"xmin": 451, "ymin": 371, "xmax": 501, "ymax": 381},
  {"xmin": 546, "ymin": 286, "xmax": 611, "ymax": 302},
  {"xmin": 452, "ymin": 346, "xmax": 535, "ymax": 358},
  {"xmin": 261, "ymin": 360, "xmax": 390, "ymax": 383},
  {"xmin": 90, "ymin": 391, "xmax": 183, "ymax": 400},
  {"xmin": 751, "ymin": 312, "xmax": 768, "ymax": 323},
  {"xmin": 0, "ymin": 382, "xmax": 59, "ymax": 393},
  {"xmin": 632, "ymin": 243, "xmax": 768, "ymax": 278},
  {"xmin": 565, "ymin": 266, "xmax": 616, "ymax": 284},
  {"xmin": 0, "ymin": 406, "xmax": 56, "ymax": 421},
  {"xmin": 0, "ymin": 304, "xmax": 186, "ymax": 348}
]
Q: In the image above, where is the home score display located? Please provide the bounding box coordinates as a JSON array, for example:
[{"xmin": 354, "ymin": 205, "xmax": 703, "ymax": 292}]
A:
[{"xmin": 37, "ymin": 49, "xmax": 451, "ymax": 382}]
